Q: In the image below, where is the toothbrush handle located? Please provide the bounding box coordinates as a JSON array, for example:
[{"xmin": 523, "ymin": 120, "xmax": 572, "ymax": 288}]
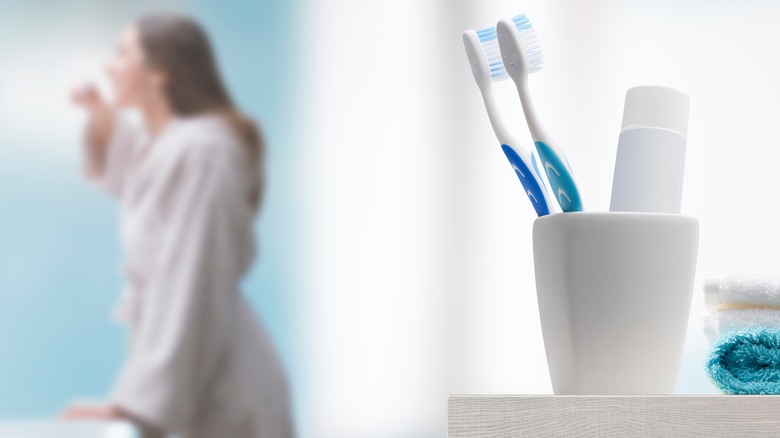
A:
[
  {"xmin": 534, "ymin": 140, "xmax": 583, "ymax": 212},
  {"xmin": 501, "ymin": 144, "xmax": 551, "ymax": 217}
]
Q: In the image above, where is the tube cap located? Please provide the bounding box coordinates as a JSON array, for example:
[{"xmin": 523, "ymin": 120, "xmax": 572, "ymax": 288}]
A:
[{"xmin": 621, "ymin": 85, "xmax": 690, "ymax": 138}]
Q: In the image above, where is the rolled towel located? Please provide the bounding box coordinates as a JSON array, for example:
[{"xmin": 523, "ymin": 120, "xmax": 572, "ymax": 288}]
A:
[
  {"xmin": 702, "ymin": 308, "xmax": 780, "ymax": 344},
  {"xmin": 707, "ymin": 328, "xmax": 780, "ymax": 394},
  {"xmin": 705, "ymin": 274, "xmax": 780, "ymax": 310}
]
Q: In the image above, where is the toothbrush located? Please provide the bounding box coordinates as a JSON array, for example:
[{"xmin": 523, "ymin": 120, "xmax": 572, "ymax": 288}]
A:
[
  {"xmin": 496, "ymin": 15, "xmax": 583, "ymax": 212},
  {"xmin": 463, "ymin": 26, "xmax": 555, "ymax": 217}
]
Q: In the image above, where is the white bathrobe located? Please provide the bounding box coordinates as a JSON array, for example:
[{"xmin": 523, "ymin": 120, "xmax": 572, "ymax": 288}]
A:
[{"xmin": 83, "ymin": 113, "xmax": 294, "ymax": 438}]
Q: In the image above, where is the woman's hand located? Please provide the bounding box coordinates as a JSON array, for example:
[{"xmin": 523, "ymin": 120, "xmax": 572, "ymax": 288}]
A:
[
  {"xmin": 60, "ymin": 401, "xmax": 124, "ymax": 420},
  {"xmin": 60, "ymin": 402, "xmax": 165, "ymax": 438},
  {"xmin": 70, "ymin": 82, "xmax": 115, "ymax": 173},
  {"xmin": 70, "ymin": 82, "xmax": 113, "ymax": 142},
  {"xmin": 70, "ymin": 83, "xmax": 105, "ymax": 110}
]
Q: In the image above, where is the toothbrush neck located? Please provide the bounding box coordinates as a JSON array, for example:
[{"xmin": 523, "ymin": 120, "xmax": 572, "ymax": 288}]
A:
[
  {"xmin": 481, "ymin": 90, "xmax": 515, "ymax": 146},
  {"xmin": 517, "ymin": 82, "xmax": 549, "ymax": 142}
]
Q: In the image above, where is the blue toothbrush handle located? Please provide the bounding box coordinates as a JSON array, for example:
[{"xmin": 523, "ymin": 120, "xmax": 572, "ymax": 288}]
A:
[
  {"xmin": 534, "ymin": 141, "xmax": 583, "ymax": 212},
  {"xmin": 501, "ymin": 144, "xmax": 551, "ymax": 217}
]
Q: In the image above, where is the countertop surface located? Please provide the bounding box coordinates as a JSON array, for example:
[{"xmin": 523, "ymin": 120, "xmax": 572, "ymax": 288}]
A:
[{"xmin": 448, "ymin": 395, "xmax": 780, "ymax": 438}]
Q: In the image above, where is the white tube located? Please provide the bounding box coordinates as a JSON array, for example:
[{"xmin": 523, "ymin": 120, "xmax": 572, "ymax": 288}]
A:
[{"xmin": 609, "ymin": 86, "xmax": 690, "ymax": 214}]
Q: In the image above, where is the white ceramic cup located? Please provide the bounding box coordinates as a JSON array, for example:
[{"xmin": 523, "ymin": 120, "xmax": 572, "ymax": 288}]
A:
[{"xmin": 533, "ymin": 212, "xmax": 699, "ymax": 394}]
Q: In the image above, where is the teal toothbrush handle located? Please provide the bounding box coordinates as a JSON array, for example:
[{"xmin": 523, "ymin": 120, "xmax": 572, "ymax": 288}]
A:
[{"xmin": 534, "ymin": 141, "xmax": 582, "ymax": 212}]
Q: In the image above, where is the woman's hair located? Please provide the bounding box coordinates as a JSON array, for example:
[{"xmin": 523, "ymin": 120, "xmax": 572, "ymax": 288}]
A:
[{"xmin": 136, "ymin": 13, "xmax": 263, "ymax": 211}]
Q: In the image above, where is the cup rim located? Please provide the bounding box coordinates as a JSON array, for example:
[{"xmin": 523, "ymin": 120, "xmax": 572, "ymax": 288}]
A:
[{"xmin": 534, "ymin": 211, "xmax": 698, "ymax": 226}]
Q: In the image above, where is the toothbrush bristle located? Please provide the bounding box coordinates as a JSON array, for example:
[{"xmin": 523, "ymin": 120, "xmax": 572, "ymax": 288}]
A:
[
  {"xmin": 476, "ymin": 25, "xmax": 508, "ymax": 81},
  {"xmin": 476, "ymin": 14, "xmax": 543, "ymax": 80},
  {"xmin": 513, "ymin": 14, "xmax": 544, "ymax": 73}
]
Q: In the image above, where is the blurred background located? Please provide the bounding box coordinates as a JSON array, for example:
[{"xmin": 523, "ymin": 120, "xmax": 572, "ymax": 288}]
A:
[
  {"xmin": 0, "ymin": 0, "xmax": 302, "ymax": 428},
  {"xmin": 3, "ymin": 0, "xmax": 780, "ymax": 436}
]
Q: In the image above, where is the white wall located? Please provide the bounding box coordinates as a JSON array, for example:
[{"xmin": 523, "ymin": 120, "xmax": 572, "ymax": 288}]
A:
[
  {"xmin": 299, "ymin": 0, "xmax": 780, "ymax": 436},
  {"xmin": 298, "ymin": 1, "xmax": 466, "ymax": 435}
]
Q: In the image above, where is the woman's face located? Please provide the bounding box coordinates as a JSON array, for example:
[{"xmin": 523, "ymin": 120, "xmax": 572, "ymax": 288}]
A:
[{"xmin": 106, "ymin": 24, "xmax": 165, "ymax": 107}]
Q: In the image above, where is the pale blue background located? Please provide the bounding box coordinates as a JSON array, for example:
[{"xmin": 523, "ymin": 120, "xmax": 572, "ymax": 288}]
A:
[{"xmin": 0, "ymin": 0, "xmax": 301, "ymax": 422}]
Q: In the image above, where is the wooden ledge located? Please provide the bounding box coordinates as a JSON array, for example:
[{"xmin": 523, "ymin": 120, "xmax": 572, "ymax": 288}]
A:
[{"xmin": 448, "ymin": 395, "xmax": 780, "ymax": 437}]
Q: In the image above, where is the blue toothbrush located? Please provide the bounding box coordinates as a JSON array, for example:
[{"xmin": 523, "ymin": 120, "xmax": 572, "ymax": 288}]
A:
[{"xmin": 463, "ymin": 24, "xmax": 556, "ymax": 216}]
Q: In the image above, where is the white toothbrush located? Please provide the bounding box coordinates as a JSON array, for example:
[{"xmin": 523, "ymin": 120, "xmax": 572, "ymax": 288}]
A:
[
  {"xmin": 496, "ymin": 15, "xmax": 583, "ymax": 212},
  {"xmin": 463, "ymin": 25, "xmax": 555, "ymax": 217}
]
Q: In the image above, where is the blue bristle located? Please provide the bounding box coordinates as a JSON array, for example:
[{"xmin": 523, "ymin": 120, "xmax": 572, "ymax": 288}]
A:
[
  {"xmin": 513, "ymin": 14, "xmax": 531, "ymax": 28},
  {"xmin": 477, "ymin": 29, "xmax": 497, "ymax": 42},
  {"xmin": 476, "ymin": 24, "xmax": 506, "ymax": 79}
]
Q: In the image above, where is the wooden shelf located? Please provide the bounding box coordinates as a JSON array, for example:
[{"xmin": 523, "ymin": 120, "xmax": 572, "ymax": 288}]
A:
[{"xmin": 448, "ymin": 395, "xmax": 780, "ymax": 437}]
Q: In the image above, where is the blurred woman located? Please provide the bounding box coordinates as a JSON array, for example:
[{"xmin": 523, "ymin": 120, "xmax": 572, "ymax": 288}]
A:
[{"xmin": 65, "ymin": 13, "xmax": 293, "ymax": 438}]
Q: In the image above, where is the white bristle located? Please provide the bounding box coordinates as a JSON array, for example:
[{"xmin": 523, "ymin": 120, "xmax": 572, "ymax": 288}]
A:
[{"xmin": 518, "ymin": 27, "xmax": 544, "ymax": 73}]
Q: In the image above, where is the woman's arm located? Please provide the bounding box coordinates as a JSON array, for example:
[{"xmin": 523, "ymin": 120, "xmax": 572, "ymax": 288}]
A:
[
  {"xmin": 71, "ymin": 83, "xmax": 140, "ymax": 197},
  {"xmin": 71, "ymin": 83, "xmax": 114, "ymax": 179}
]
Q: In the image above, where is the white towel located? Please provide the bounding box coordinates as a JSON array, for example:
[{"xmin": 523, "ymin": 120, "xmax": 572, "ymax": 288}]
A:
[
  {"xmin": 702, "ymin": 308, "xmax": 780, "ymax": 344},
  {"xmin": 704, "ymin": 274, "xmax": 780, "ymax": 310}
]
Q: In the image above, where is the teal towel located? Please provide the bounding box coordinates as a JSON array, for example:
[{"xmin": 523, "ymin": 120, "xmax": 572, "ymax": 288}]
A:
[{"xmin": 707, "ymin": 328, "xmax": 780, "ymax": 394}]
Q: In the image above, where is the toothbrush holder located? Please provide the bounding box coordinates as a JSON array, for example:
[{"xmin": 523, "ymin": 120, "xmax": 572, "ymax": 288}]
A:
[{"xmin": 533, "ymin": 212, "xmax": 699, "ymax": 394}]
